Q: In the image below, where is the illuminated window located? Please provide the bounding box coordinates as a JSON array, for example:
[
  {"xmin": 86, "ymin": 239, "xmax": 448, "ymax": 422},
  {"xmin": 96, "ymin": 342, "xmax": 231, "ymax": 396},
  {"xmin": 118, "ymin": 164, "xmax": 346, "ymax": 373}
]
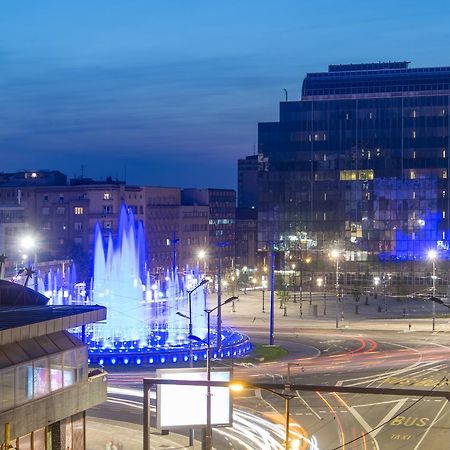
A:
[
  {"xmin": 339, "ymin": 170, "xmax": 374, "ymax": 181},
  {"xmin": 412, "ymin": 151, "xmax": 416, "ymax": 159},
  {"xmin": 443, "ymin": 170, "xmax": 448, "ymax": 179},
  {"xmin": 412, "ymin": 192, "xmax": 416, "ymax": 199},
  {"xmin": 443, "ymin": 149, "xmax": 447, "ymax": 158},
  {"xmin": 367, "ymin": 150, "xmax": 371, "ymax": 160},
  {"xmin": 103, "ymin": 193, "xmax": 112, "ymax": 200},
  {"xmin": 323, "ymin": 193, "xmax": 327, "ymax": 200},
  {"xmin": 410, "ymin": 171, "xmax": 416, "ymax": 180},
  {"xmin": 443, "ymin": 190, "xmax": 447, "ymax": 198},
  {"xmin": 412, "ymin": 110, "xmax": 416, "ymax": 118},
  {"xmin": 413, "ymin": 131, "xmax": 416, "ymax": 139},
  {"xmin": 74, "ymin": 207, "xmax": 84, "ymax": 215}
]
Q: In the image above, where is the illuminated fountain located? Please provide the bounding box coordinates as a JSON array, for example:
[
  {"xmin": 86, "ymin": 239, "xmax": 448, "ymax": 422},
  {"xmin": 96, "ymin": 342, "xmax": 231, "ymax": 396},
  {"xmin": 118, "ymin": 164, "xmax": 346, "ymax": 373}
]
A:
[
  {"xmin": 85, "ymin": 204, "xmax": 250, "ymax": 366},
  {"xmin": 21, "ymin": 204, "xmax": 251, "ymax": 365}
]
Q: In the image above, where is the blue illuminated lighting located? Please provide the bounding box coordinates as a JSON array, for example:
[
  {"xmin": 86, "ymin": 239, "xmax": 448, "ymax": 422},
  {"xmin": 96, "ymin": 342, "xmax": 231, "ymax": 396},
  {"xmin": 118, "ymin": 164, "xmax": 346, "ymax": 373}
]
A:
[
  {"xmin": 38, "ymin": 203, "xmax": 252, "ymax": 367},
  {"xmin": 379, "ymin": 211, "xmax": 447, "ymax": 261}
]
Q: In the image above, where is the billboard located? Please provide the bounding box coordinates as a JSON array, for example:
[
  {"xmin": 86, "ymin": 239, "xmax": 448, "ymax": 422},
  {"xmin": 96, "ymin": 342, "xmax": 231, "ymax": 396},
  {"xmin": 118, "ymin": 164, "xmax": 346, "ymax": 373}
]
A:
[{"xmin": 156, "ymin": 367, "xmax": 232, "ymax": 429}]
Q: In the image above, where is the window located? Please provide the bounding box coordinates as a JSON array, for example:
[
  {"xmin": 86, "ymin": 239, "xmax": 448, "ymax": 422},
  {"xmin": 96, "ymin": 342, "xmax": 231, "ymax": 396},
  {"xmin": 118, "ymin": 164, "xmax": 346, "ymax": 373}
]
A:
[
  {"xmin": 74, "ymin": 207, "xmax": 84, "ymax": 215},
  {"xmin": 103, "ymin": 193, "xmax": 112, "ymax": 200},
  {"xmin": 443, "ymin": 170, "xmax": 448, "ymax": 179},
  {"xmin": 103, "ymin": 205, "xmax": 113, "ymax": 214},
  {"xmin": 33, "ymin": 358, "xmax": 50, "ymax": 398},
  {"xmin": 42, "ymin": 207, "xmax": 50, "ymax": 215},
  {"xmin": 56, "ymin": 206, "xmax": 65, "ymax": 215},
  {"xmin": 74, "ymin": 222, "xmax": 83, "ymax": 231}
]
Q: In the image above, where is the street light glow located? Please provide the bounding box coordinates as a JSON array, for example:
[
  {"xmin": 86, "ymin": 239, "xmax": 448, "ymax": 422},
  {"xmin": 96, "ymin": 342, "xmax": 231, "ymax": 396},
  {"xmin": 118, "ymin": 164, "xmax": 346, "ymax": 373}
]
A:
[
  {"xmin": 427, "ymin": 249, "xmax": 437, "ymax": 260},
  {"xmin": 330, "ymin": 249, "xmax": 339, "ymax": 259},
  {"xmin": 197, "ymin": 249, "xmax": 206, "ymax": 259},
  {"xmin": 20, "ymin": 235, "xmax": 36, "ymax": 251}
]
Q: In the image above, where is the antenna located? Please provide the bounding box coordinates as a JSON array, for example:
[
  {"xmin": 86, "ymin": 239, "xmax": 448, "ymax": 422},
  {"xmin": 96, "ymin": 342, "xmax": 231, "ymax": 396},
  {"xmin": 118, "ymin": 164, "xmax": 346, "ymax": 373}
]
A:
[{"xmin": 283, "ymin": 88, "xmax": 288, "ymax": 102}]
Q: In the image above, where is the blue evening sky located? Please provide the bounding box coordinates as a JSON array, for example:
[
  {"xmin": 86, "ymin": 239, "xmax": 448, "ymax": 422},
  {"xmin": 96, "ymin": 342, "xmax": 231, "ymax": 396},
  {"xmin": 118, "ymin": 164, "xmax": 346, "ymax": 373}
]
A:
[{"xmin": 1, "ymin": 1, "xmax": 449, "ymax": 188}]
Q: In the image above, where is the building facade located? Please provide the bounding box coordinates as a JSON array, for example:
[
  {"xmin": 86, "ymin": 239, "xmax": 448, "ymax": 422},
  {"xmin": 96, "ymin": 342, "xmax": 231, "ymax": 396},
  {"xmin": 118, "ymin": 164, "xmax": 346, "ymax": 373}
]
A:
[
  {"xmin": 0, "ymin": 281, "xmax": 106, "ymax": 449},
  {"xmin": 0, "ymin": 172, "xmax": 236, "ymax": 277},
  {"xmin": 257, "ymin": 62, "xmax": 450, "ymax": 274}
]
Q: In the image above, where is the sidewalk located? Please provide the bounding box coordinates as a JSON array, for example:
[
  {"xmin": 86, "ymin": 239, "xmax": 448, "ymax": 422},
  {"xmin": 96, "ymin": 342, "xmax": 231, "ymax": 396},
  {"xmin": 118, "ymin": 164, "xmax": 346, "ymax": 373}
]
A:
[{"xmin": 87, "ymin": 418, "xmax": 202, "ymax": 450}]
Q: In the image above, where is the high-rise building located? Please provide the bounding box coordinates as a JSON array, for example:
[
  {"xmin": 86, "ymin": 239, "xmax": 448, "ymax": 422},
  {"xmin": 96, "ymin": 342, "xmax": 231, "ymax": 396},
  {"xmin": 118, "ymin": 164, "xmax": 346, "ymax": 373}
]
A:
[
  {"xmin": 257, "ymin": 62, "xmax": 450, "ymax": 271},
  {"xmin": 237, "ymin": 154, "xmax": 268, "ymax": 209}
]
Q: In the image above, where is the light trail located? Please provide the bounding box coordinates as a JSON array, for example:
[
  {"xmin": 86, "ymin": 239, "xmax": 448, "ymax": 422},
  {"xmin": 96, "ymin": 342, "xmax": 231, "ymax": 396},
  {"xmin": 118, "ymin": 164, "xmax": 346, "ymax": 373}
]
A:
[{"xmin": 105, "ymin": 387, "xmax": 321, "ymax": 450}]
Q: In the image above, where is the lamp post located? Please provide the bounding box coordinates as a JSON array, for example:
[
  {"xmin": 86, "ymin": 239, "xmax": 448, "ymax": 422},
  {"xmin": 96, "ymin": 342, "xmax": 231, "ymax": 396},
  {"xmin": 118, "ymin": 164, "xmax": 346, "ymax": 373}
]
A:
[
  {"xmin": 373, "ymin": 276, "xmax": 380, "ymax": 312},
  {"xmin": 20, "ymin": 234, "xmax": 37, "ymax": 289},
  {"xmin": 262, "ymin": 277, "xmax": 267, "ymax": 313},
  {"xmin": 197, "ymin": 249, "xmax": 207, "ymax": 274},
  {"xmin": 230, "ymin": 382, "xmax": 295, "ymax": 450},
  {"xmin": 330, "ymin": 249, "xmax": 340, "ymax": 329},
  {"xmin": 428, "ymin": 249, "xmax": 437, "ymax": 331},
  {"xmin": 177, "ymin": 278, "xmax": 208, "ymax": 447},
  {"xmin": 190, "ymin": 296, "xmax": 237, "ymax": 450},
  {"xmin": 216, "ymin": 242, "xmax": 230, "ymax": 352},
  {"xmin": 317, "ymin": 277, "xmax": 326, "ymax": 315}
]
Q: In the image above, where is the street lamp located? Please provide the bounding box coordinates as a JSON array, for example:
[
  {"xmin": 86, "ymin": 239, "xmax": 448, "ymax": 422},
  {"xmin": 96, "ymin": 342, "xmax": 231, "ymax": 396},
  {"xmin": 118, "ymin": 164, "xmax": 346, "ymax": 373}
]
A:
[
  {"xmin": 262, "ymin": 277, "xmax": 267, "ymax": 313},
  {"xmin": 190, "ymin": 296, "xmax": 237, "ymax": 450},
  {"xmin": 230, "ymin": 382, "xmax": 295, "ymax": 450},
  {"xmin": 20, "ymin": 234, "xmax": 37, "ymax": 289},
  {"xmin": 317, "ymin": 277, "xmax": 326, "ymax": 315},
  {"xmin": 373, "ymin": 276, "xmax": 380, "ymax": 312},
  {"xmin": 197, "ymin": 249, "xmax": 207, "ymax": 274},
  {"xmin": 330, "ymin": 249, "xmax": 340, "ymax": 329},
  {"xmin": 216, "ymin": 241, "xmax": 230, "ymax": 352},
  {"xmin": 428, "ymin": 249, "xmax": 438, "ymax": 331},
  {"xmin": 177, "ymin": 278, "xmax": 208, "ymax": 446}
]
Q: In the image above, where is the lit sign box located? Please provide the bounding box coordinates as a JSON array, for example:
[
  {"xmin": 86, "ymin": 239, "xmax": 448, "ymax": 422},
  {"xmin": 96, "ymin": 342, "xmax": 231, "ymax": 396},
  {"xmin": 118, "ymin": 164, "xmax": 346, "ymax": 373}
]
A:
[{"xmin": 156, "ymin": 368, "xmax": 232, "ymax": 429}]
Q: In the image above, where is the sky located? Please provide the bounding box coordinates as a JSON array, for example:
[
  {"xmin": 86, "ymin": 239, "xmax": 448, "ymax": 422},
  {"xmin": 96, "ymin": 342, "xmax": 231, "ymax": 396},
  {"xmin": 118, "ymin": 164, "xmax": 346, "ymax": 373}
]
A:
[{"xmin": 1, "ymin": 1, "xmax": 450, "ymax": 189}]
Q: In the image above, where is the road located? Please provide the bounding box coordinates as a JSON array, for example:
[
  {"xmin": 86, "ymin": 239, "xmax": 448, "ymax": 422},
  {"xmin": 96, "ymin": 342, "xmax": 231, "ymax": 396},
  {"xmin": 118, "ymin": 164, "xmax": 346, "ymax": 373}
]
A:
[{"xmin": 88, "ymin": 291, "xmax": 450, "ymax": 449}]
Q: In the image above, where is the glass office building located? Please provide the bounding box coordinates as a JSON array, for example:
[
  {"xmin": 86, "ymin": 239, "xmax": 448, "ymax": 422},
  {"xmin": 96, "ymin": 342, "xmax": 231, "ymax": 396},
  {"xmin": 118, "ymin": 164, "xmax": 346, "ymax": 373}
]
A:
[{"xmin": 258, "ymin": 62, "xmax": 450, "ymax": 269}]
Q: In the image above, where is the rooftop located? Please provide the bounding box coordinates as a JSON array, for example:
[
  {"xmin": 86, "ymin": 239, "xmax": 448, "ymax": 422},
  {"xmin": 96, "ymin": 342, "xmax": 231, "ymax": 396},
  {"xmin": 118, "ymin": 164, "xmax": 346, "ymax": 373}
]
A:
[{"xmin": 0, "ymin": 281, "xmax": 106, "ymax": 345}]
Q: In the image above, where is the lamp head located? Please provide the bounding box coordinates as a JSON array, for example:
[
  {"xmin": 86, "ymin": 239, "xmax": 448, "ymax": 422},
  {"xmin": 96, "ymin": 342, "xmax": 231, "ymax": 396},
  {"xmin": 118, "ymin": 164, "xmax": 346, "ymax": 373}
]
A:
[{"xmin": 330, "ymin": 249, "xmax": 339, "ymax": 259}]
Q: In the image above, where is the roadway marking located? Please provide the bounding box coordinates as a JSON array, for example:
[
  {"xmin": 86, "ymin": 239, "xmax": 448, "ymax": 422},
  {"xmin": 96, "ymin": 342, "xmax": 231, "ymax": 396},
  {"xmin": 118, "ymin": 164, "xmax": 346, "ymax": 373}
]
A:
[
  {"xmin": 413, "ymin": 401, "xmax": 447, "ymax": 450},
  {"xmin": 332, "ymin": 393, "xmax": 380, "ymax": 450},
  {"xmin": 370, "ymin": 398, "xmax": 408, "ymax": 438}
]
